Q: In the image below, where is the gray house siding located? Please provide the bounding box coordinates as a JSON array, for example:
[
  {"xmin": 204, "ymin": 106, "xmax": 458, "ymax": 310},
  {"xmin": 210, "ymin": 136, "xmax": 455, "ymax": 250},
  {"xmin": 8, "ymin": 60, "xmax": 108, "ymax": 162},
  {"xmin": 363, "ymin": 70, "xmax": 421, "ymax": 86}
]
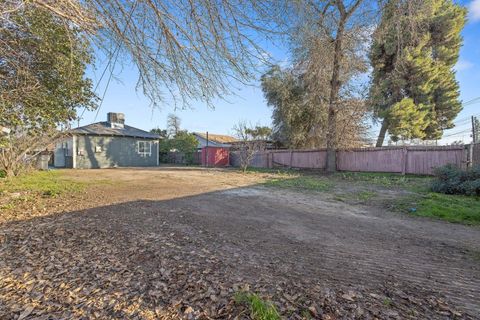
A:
[{"xmin": 75, "ymin": 135, "xmax": 158, "ymax": 169}]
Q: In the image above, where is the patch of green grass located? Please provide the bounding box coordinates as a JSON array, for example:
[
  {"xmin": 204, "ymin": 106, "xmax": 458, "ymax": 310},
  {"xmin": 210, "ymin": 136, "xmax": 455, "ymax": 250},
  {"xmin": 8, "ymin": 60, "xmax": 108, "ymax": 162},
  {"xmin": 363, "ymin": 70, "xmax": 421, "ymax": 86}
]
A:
[
  {"xmin": 393, "ymin": 192, "xmax": 480, "ymax": 225},
  {"xmin": 264, "ymin": 175, "xmax": 332, "ymax": 192},
  {"xmin": 235, "ymin": 292, "xmax": 280, "ymax": 320},
  {"xmin": 243, "ymin": 167, "xmax": 296, "ymax": 175},
  {"xmin": 333, "ymin": 191, "xmax": 377, "ymax": 203},
  {"xmin": 413, "ymin": 193, "xmax": 480, "ymax": 225},
  {"xmin": 0, "ymin": 170, "xmax": 84, "ymax": 197},
  {"xmin": 336, "ymin": 172, "xmax": 430, "ymax": 191},
  {"xmin": 383, "ymin": 298, "xmax": 392, "ymax": 307},
  {"xmin": 356, "ymin": 190, "xmax": 377, "ymax": 201}
]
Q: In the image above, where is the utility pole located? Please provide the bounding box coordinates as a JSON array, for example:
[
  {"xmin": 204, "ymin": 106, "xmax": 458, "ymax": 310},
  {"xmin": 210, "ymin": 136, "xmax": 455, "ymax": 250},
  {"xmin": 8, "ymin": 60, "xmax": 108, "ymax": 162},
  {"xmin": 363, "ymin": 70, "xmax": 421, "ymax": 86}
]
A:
[
  {"xmin": 205, "ymin": 131, "xmax": 209, "ymax": 167},
  {"xmin": 468, "ymin": 116, "xmax": 477, "ymax": 168},
  {"xmin": 472, "ymin": 116, "xmax": 478, "ymax": 144},
  {"xmin": 472, "ymin": 116, "xmax": 477, "ymax": 144}
]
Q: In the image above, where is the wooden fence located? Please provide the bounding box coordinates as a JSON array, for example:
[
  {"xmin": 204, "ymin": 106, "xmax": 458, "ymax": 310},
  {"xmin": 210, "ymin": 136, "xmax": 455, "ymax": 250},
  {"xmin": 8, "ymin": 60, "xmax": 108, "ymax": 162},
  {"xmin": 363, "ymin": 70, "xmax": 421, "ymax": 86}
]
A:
[
  {"xmin": 473, "ymin": 144, "xmax": 480, "ymax": 166},
  {"xmin": 162, "ymin": 151, "xmax": 201, "ymax": 165},
  {"xmin": 230, "ymin": 145, "xmax": 469, "ymax": 175}
]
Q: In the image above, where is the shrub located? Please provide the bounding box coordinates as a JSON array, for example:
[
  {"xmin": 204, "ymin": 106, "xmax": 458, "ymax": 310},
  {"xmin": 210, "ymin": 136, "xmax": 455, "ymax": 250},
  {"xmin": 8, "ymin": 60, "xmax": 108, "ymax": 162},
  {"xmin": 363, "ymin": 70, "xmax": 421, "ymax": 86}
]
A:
[{"xmin": 431, "ymin": 164, "xmax": 480, "ymax": 196}]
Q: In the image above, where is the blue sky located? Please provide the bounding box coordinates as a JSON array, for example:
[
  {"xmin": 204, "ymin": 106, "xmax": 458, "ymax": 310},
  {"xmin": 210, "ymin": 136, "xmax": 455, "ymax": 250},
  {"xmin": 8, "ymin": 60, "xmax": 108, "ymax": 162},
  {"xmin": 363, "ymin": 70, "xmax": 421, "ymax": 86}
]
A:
[{"xmin": 79, "ymin": 0, "xmax": 480, "ymax": 144}]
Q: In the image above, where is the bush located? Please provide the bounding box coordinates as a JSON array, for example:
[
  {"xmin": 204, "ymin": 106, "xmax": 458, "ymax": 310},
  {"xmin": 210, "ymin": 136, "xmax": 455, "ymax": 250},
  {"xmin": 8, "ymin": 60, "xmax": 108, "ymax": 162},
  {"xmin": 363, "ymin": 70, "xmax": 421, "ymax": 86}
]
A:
[{"xmin": 431, "ymin": 164, "xmax": 480, "ymax": 196}]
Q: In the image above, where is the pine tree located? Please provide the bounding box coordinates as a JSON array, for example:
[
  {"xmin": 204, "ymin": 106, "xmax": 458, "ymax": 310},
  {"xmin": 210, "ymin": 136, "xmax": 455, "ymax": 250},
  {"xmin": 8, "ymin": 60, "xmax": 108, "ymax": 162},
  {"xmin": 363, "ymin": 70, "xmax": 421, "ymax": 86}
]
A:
[{"xmin": 369, "ymin": 0, "xmax": 466, "ymax": 146}]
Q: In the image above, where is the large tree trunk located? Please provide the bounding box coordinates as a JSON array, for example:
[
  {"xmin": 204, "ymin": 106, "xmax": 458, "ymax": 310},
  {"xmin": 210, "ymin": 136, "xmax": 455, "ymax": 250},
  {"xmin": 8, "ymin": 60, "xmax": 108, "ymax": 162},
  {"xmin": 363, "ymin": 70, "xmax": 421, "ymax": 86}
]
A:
[
  {"xmin": 376, "ymin": 119, "xmax": 388, "ymax": 147},
  {"xmin": 325, "ymin": 17, "xmax": 346, "ymax": 172}
]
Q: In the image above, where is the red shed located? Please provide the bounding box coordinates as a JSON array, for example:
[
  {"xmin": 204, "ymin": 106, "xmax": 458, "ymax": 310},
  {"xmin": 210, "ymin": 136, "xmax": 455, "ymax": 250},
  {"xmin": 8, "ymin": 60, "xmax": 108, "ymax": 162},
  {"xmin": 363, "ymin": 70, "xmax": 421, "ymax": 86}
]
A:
[{"xmin": 201, "ymin": 146, "xmax": 230, "ymax": 167}]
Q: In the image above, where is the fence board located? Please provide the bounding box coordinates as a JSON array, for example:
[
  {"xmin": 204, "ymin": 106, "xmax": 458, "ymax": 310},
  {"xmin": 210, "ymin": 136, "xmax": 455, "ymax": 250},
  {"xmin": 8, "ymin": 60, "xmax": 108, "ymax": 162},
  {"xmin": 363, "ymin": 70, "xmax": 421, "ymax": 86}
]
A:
[
  {"xmin": 229, "ymin": 151, "xmax": 268, "ymax": 168},
  {"xmin": 271, "ymin": 150, "xmax": 327, "ymax": 169},
  {"xmin": 473, "ymin": 144, "xmax": 480, "ymax": 166},
  {"xmin": 406, "ymin": 147, "xmax": 466, "ymax": 175},
  {"xmin": 230, "ymin": 146, "xmax": 466, "ymax": 175},
  {"xmin": 337, "ymin": 148, "xmax": 404, "ymax": 173}
]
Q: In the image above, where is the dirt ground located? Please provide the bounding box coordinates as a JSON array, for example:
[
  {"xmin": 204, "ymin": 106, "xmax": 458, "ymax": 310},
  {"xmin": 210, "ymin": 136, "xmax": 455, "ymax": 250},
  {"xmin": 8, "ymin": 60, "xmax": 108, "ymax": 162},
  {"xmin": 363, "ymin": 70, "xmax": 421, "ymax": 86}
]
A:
[{"xmin": 1, "ymin": 167, "xmax": 479, "ymax": 319}]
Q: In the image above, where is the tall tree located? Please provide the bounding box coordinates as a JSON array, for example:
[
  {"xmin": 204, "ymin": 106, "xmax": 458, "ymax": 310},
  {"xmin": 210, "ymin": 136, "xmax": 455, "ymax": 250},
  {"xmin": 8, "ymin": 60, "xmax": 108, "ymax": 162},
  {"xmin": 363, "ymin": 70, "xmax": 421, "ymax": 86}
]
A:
[
  {"xmin": 0, "ymin": 5, "xmax": 96, "ymax": 176},
  {"xmin": 287, "ymin": 0, "xmax": 376, "ymax": 171},
  {"xmin": 150, "ymin": 127, "xmax": 168, "ymax": 139},
  {"xmin": 0, "ymin": 5, "xmax": 96, "ymax": 132},
  {"xmin": 167, "ymin": 114, "xmax": 181, "ymax": 137},
  {"xmin": 246, "ymin": 126, "xmax": 272, "ymax": 141},
  {"xmin": 370, "ymin": 0, "xmax": 466, "ymax": 146},
  {"xmin": 261, "ymin": 65, "xmax": 369, "ymax": 149}
]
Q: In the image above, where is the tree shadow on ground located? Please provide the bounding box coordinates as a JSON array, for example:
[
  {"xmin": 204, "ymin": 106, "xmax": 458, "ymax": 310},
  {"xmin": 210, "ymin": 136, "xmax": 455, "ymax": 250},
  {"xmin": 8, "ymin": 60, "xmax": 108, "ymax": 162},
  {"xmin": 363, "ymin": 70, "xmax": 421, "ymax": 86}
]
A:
[{"xmin": 0, "ymin": 186, "xmax": 479, "ymax": 319}]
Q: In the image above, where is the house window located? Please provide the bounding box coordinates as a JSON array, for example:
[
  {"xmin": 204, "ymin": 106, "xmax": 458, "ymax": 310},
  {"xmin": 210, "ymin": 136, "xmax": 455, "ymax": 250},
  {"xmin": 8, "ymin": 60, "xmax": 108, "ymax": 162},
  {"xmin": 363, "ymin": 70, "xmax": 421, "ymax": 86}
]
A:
[{"xmin": 137, "ymin": 141, "xmax": 152, "ymax": 157}]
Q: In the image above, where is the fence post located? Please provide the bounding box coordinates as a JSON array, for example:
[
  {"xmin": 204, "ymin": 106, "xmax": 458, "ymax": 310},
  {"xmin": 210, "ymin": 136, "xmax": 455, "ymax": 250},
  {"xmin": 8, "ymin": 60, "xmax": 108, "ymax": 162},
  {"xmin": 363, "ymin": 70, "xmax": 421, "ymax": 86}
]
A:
[
  {"xmin": 401, "ymin": 147, "xmax": 407, "ymax": 175},
  {"xmin": 289, "ymin": 150, "xmax": 293, "ymax": 169},
  {"xmin": 468, "ymin": 144, "xmax": 474, "ymax": 168}
]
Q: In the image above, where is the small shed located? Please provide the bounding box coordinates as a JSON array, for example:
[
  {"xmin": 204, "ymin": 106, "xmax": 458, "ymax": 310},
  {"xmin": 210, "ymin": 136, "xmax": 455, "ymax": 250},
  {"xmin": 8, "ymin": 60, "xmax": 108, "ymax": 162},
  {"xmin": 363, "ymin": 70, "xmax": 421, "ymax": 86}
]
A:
[
  {"xmin": 193, "ymin": 132, "xmax": 238, "ymax": 149},
  {"xmin": 201, "ymin": 147, "xmax": 229, "ymax": 167}
]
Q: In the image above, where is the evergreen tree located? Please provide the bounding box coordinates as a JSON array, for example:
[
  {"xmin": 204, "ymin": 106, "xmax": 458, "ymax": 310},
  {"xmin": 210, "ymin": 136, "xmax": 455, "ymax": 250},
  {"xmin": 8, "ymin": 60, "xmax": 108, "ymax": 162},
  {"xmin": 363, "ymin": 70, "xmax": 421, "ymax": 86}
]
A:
[{"xmin": 369, "ymin": 0, "xmax": 466, "ymax": 146}]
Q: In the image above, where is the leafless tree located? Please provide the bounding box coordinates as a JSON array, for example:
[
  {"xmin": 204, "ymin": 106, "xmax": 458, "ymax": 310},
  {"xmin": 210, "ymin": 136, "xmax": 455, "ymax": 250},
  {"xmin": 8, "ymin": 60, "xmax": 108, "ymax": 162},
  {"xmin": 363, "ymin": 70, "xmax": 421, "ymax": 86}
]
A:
[
  {"xmin": 167, "ymin": 113, "xmax": 181, "ymax": 137},
  {"xmin": 232, "ymin": 121, "xmax": 266, "ymax": 173},
  {"xmin": 3, "ymin": 0, "xmax": 285, "ymax": 109},
  {"xmin": 0, "ymin": 129, "xmax": 63, "ymax": 177}
]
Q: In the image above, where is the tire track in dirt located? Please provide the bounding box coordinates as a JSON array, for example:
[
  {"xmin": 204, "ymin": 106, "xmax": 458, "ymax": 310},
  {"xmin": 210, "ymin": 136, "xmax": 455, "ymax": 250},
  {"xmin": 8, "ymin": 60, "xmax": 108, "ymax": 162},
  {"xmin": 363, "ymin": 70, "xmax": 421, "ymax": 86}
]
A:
[{"xmin": 183, "ymin": 186, "xmax": 480, "ymax": 315}]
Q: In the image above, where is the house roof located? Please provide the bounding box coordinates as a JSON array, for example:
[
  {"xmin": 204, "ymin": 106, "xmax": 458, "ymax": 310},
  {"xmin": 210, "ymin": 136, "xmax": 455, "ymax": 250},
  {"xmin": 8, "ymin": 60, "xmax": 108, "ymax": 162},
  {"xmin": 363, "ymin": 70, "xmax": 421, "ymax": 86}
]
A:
[
  {"xmin": 71, "ymin": 122, "xmax": 159, "ymax": 139},
  {"xmin": 193, "ymin": 132, "xmax": 238, "ymax": 144}
]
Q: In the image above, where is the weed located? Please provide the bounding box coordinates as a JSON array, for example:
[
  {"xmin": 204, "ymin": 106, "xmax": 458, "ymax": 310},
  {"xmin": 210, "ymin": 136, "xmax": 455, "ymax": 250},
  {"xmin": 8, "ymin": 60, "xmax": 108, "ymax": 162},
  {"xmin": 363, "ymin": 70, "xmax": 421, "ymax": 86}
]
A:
[
  {"xmin": 336, "ymin": 172, "xmax": 430, "ymax": 192},
  {"xmin": 333, "ymin": 195, "xmax": 347, "ymax": 202},
  {"xmin": 265, "ymin": 176, "xmax": 332, "ymax": 192},
  {"xmin": 234, "ymin": 292, "xmax": 280, "ymax": 320},
  {"xmin": 0, "ymin": 202, "xmax": 15, "ymax": 210},
  {"xmin": 244, "ymin": 167, "xmax": 295, "ymax": 175},
  {"xmin": 301, "ymin": 309, "xmax": 313, "ymax": 319},
  {"xmin": 356, "ymin": 191, "xmax": 377, "ymax": 202},
  {"xmin": 383, "ymin": 298, "xmax": 392, "ymax": 307}
]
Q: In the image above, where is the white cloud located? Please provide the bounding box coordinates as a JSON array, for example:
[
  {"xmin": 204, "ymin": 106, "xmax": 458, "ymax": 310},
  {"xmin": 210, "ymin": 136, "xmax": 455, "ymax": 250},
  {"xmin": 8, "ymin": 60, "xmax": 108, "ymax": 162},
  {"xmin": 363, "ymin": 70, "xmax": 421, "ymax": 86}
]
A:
[
  {"xmin": 469, "ymin": 0, "xmax": 480, "ymax": 22},
  {"xmin": 455, "ymin": 59, "xmax": 474, "ymax": 72}
]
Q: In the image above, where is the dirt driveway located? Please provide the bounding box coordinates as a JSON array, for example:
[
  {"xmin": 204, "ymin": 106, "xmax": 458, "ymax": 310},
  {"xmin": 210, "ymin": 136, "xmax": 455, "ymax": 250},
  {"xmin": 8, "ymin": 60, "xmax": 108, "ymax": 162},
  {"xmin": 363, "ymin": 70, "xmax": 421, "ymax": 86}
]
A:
[{"xmin": 1, "ymin": 167, "xmax": 479, "ymax": 319}]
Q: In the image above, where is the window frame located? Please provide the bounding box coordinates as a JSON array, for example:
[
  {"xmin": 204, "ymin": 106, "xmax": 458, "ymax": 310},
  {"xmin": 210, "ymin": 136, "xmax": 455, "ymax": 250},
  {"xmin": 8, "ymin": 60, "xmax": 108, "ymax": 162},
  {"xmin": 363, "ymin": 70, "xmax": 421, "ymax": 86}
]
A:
[{"xmin": 137, "ymin": 140, "xmax": 152, "ymax": 157}]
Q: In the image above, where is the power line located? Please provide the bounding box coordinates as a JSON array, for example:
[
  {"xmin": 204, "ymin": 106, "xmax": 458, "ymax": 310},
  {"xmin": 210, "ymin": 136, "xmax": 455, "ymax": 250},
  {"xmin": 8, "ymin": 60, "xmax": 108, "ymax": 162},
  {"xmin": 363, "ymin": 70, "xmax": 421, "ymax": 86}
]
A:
[
  {"xmin": 463, "ymin": 96, "xmax": 480, "ymax": 105},
  {"xmin": 93, "ymin": 45, "xmax": 122, "ymax": 121},
  {"xmin": 442, "ymin": 129, "xmax": 471, "ymax": 138},
  {"xmin": 452, "ymin": 113, "xmax": 480, "ymax": 126},
  {"xmin": 79, "ymin": 0, "xmax": 139, "ymax": 123}
]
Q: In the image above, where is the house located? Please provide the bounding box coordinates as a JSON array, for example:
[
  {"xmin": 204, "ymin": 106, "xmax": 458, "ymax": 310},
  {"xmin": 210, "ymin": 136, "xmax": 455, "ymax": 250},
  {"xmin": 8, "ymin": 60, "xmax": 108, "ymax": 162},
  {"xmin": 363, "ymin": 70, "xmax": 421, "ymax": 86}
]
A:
[
  {"xmin": 54, "ymin": 113, "xmax": 160, "ymax": 168},
  {"xmin": 192, "ymin": 132, "xmax": 238, "ymax": 149}
]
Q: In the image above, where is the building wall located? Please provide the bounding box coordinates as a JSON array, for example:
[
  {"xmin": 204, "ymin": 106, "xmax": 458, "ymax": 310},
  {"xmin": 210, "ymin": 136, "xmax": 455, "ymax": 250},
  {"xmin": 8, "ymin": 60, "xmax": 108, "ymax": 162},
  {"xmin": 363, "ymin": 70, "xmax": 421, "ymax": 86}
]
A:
[
  {"xmin": 54, "ymin": 137, "xmax": 74, "ymax": 168},
  {"xmin": 195, "ymin": 135, "xmax": 232, "ymax": 149},
  {"xmin": 75, "ymin": 135, "xmax": 158, "ymax": 169}
]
